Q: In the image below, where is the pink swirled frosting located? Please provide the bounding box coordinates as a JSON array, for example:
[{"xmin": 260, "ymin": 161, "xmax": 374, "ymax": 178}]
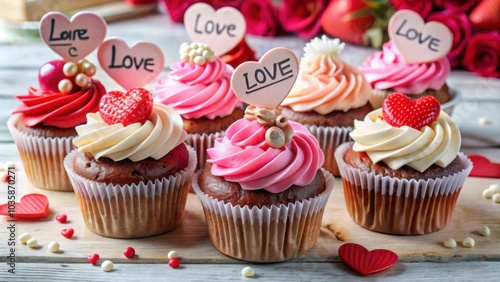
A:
[
  {"xmin": 12, "ymin": 80, "xmax": 106, "ymax": 128},
  {"xmin": 207, "ymin": 118, "xmax": 324, "ymax": 193},
  {"xmin": 360, "ymin": 40, "xmax": 450, "ymax": 94},
  {"xmin": 153, "ymin": 57, "xmax": 243, "ymax": 119}
]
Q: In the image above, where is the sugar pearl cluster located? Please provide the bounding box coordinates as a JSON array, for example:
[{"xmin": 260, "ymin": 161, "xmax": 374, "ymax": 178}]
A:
[
  {"xmin": 59, "ymin": 59, "xmax": 96, "ymax": 93},
  {"xmin": 482, "ymin": 183, "xmax": 500, "ymax": 203},
  {"xmin": 179, "ymin": 42, "xmax": 216, "ymax": 65},
  {"xmin": 245, "ymin": 105, "xmax": 294, "ymax": 148}
]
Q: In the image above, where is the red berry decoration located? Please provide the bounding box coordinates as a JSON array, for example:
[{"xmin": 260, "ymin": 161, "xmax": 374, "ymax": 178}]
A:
[
  {"xmin": 99, "ymin": 87, "xmax": 154, "ymax": 126},
  {"xmin": 382, "ymin": 93, "xmax": 441, "ymax": 130},
  {"xmin": 168, "ymin": 258, "xmax": 180, "ymax": 268},
  {"xmin": 55, "ymin": 214, "xmax": 67, "ymax": 223},
  {"xmin": 88, "ymin": 253, "xmax": 100, "ymax": 265},
  {"xmin": 61, "ymin": 228, "xmax": 74, "ymax": 239},
  {"xmin": 124, "ymin": 247, "xmax": 136, "ymax": 259},
  {"xmin": 38, "ymin": 60, "xmax": 80, "ymax": 93}
]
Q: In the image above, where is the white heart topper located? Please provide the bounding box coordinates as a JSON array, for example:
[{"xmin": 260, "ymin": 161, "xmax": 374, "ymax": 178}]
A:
[
  {"xmin": 184, "ymin": 3, "xmax": 246, "ymax": 56},
  {"xmin": 388, "ymin": 10, "xmax": 453, "ymax": 64},
  {"xmin": 232, "ymin": 47, "xmax": 298, "ymax": 109},
  {"xmin": 39, "ymin": 11, "xmax": 107, "ymax": 62},
  {"xmin": 97, "ymin": 38, "xmax": 165, "ymax": 90}
]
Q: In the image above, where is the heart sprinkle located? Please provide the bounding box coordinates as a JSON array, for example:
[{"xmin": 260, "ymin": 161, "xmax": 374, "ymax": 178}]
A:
[
  {"xmin": 99, "ymin": 87, "xmax": 154, "ymax": 126},
  {"xmin": 124, "ymin": 247, "xmax": 136, "ymax": 259},
  {"xmin": 61, "ymin": 228, "xmax": 74, "ymax": 239},
  {"xmin": 338, "ymin": 243, "xmax": 398, "ymax": 276},
  {"xmin": 382, "ymin": 93, "xmax": 441, "ymax": 130},
  {"xmin": 88, "ymin": 253, "xmax": 100, "ymax": 265},
  {"xmin": 55, "ymin": 214, "xmax": 67, "ymax": 223},
  {"xmin": 168, "ymin": 258, "xmax": 180, "ymax": 269}
]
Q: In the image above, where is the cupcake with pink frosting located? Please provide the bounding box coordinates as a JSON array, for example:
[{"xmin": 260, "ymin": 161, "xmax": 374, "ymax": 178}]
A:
[
  {"xmin": 192, "ymin": 105, "xmax": 334, "ymax": 262},
  {"xmin": 153, "ymin": 42, "xmax": 244, "ymax": 169},
  {"xmin": 360, "ymin": 40, "xmax": 453, "ymax": 109},
  {"xmin": 281, "ymin": 35, "xmax": 373, "ymax": 176}
]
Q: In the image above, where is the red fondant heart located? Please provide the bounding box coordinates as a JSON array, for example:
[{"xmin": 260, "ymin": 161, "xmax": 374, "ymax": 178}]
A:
[
  {"xmin": 382, "ymin": 93, "xmax": 441, "ymax": 130},
  {"xmin": 338, "ymin": 243, "xmax": 398, "ymax": 276},
  {"xmin": 88, "ymin": 253, "xmax": 100, "ymax": 265},
  {"xmin": 468, "ymin": 155, "xmax": 500, "ymax": 178},
  {"xmin": 55, "ymin": 214, "xmax": 67, "ymax": 223},
  {"xmin": 0, "ymin": 194, "xmax": 49, "ymax": 218},
  {"xmin": 61, "ymin": 228, "xmax": 74, "ymax": 239}
]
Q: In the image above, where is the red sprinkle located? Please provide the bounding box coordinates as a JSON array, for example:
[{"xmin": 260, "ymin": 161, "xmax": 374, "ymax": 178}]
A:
[
  {"xmin": 124, "ymin": 247, "xmax": 136, "ymax": 259},
  {"xmin": 55, "ymin": 214, "xmax": 67, "ymax": 223},
  {"xmin": 61, "ymin": 228, "xmax": 74, "ymax": 239},
  {"xmin": 1, "ymin": 171, "xmax": 9, "ymax": 182},
  {"xmin": 168, "ymin": 258, "xmax": 180, "ymax": 268},
  {"xmin": 88, "ymin": 253, "xmax": 100, "ymax": 265}
]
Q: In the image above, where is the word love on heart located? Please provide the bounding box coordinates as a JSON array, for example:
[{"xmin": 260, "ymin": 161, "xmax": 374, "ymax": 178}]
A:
[
  {"xmin": 39, "ymin": 11, "xmax": 107, "ymax": 62},
  {"xmin": 97, "ymin": 38, "xmax": 165, "ymax": 90},
  {"xmin": 232, "ymin": 47, "xmax": 298, "ymax": 110},
  {"xmin": 388, "ymin": 10, "xmax": 452, "ymax": 64},
  {"xmin": 184, "ymin": 3, "xmax": 246, "ymax": 56}
]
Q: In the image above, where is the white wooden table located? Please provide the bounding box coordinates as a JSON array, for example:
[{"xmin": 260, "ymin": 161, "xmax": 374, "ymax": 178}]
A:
[{"xmin": 0, "ymin": 10, "xmax": 499, "ymax": 281}]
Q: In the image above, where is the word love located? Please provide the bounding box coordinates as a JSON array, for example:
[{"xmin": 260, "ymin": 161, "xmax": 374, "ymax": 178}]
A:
[
  {"xmin": 48, "ymin": 18, "xmax": 88, "ymax": 57},
  {"xmin": 194, "ymin": 14, "xmax": 236, "ymax": 37},
  {"xmin": 394, "ymin": 20, "xmax": 440, "ymax": 52},
  {"xmin": 108, "ymin": 45, "xmax": 155, "ymax": 72},
  {"xmin": 244, "ymin": 58, "xmax": 293, "ymax": 94}
]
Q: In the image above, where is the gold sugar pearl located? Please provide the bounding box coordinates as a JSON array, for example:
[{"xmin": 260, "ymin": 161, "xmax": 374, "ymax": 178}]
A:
[
  {"xmin": 75, "ymin": 73, "xmax": 89, "ymax": 88},
  {"xmin": 63, "ymin": 62, "xmax": 78, "ymax": 77},
  {"xmin": 266, "ymin": 126, "xmax": 286, "ymax": 148},
  {"xmin": 58, "ymin": 79, "xmax": 73, "ymax": 93},
  {"xmin": 82, "ymin": 62, "xmax": 96, "ymax": 77}
]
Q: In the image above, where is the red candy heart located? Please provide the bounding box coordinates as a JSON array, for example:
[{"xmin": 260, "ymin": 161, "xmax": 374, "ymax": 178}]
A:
[
  {"xmin": 338, "ymin": 243, "xmax": 398, "ymax": 276},
  {"xmin": 124, "ymin": 247, "xmax": 136, "ymax": 259},
  {"xmin": 382, "ymin": 93, "xmax": 441, "ymax": 130},
  {"xmin": 0, "ymin": 194, "xmax": 49, "ymax": 218},
  {"xmin": 61, "ymin": 228, "xmax": 74, "ymax": 239},
  {"xmin": 55, "ymin": 214, "xmax": 67, "ymax": 223},
  {"xmin": 88, "ymin": 253, "xmax": 100, "ymax": 265},
  {"xmin": 468, "ymin": 155, "xmax": 500, "ymax": 178},
  {"xmin": 99, "ymin": 87, "xmax": 153, "ymax": 126},
  {"xmin": 168, "ymin": 258, "xmax": 180, "ymax": 269}
]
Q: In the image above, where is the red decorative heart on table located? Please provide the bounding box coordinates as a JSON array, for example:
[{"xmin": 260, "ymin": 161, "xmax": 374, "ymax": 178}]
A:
[
  {"xmin": 88, "ymin": 253, "xmax": 100, "ymax": 265},
  {"xmin": 61, "ymin": 228, "xmax": 74, "ymax": 239},
  {"xmin": 99, "ymin": 88, "xmax": 154, "ymax": 126},
  {"xmin": 0, "ymin": 194, "xmax": 49, "ymax": 218},
  {"xmin": 55, "ymin": 214, "xmax": 67, "ymax": 223},
  {"xmin": 338, "ymin": 243, "xmax": 398, "ymax": 276},
  {"xmin": 468, "ymin": 155, "xmax": 500, "ymax": 178},
  {"xmin": 382, "ymin": 93, "xmax": 441, "ymax": 130}
]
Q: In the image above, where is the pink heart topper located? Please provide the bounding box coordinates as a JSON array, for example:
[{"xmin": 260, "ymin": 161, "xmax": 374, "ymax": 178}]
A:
[
  {"xmin": 39, "ymin": 11, "xmax": 107, "ymax": 62},
  {"xmin": 231, "ymin": 47, "xmax": 298, "ymax": 109},
  {"xmin": 388, "ymin": 10, "xmax": 453, "ymax": 64},
  {"xmin": 338, "ymin": 243, "xmax": 398, "ymax": 276},
  {"xmin": 97, "ymin": 38, "xmax": 165, "ymax": 90},
  {"xmin": 184, "ymin": 3, "xmax": 246, "ymax": 56}
]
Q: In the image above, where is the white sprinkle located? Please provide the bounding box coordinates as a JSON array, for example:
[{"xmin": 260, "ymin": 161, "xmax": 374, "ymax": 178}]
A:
[
  {"xmin": 463, "ymin": 237, "xmax": 475, "ymax": 248},
  {"xmin": 48, "ymin": 241, "xmax": 60, "ymax": 253},
  {"xmin": 492, "ymin": 193, "xmax": 500, "ymax": 203},
  {"xmin": 19, "ymin": 233, "xmax": 31, "ymax": 244},
  {"xmin": 478, "ymin": 117, "xmax": 490, "ymax": 125},
  {"xmin": 489, "ymin": 184, "xmax": 500, "ymax": 193},
  {"xmin": 482, "ymin": 188, "xmax": 495, "ymax": 199},
  {"xmin": 27, "ymin": 238, "xmax": 38, "ymax": 248},
  {"xmin": 167, "ymin": 250, "xmax": 178, "ymax": 259},
  {"xmin": 242, "ymin": 266, "xmax": 255, "ymax": 277},
  {"xmin": 444, "ymin": 238, "xmax": 457, "ymax": 248},
  {"xmin": 479, "ymin": 226, "xmax": 491, "ymax": 236},
  {"xmin": 3, "ymin": 161, "xmax": 15, "ymax": 170},
  {"xmin": 101, "ymin": 260, "xmax": 114, "ymax": 272}
]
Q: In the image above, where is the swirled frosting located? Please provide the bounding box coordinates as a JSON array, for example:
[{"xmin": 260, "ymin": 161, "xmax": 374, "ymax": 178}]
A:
[
  {"xmin": 153, "ymin": 55, "xmax": 243, "ymax": 120},
  {"xmin": 360, "ymin": 40, "xmax": 451, "ymax": 94},
  {"xmin": 350, "ymin": 108, "xmax": 460, "ymax": 172},
  {"xmin": 207, "ymin": 118, "xmax": 324, "ymax": 193},
  {"xmin": 12, "ymin": 80, "xmax": 106, "ymax": 128},
  {"xmin": 221, "ymin": 38, "xmax": 258, "ymax": 68},
  {"xmin": 73, "ymin": 104, "xmax": 187, "ymax": 162},
  {"xmin": 282, "ymin": 35, "xmax": 372, "ymax": 114}
]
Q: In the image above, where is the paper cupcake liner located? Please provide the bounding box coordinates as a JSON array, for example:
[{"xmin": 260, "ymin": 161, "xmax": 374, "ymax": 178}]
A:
[
  {"xmin": 305, "ymin": 125, "xmax": 352, "ymax": 177},
  {"xmin": 334, "ymin": 142, "xmax": 473, "ymax": 235},
  {"xmin": 192, "ymin": 169, "xmax": 334, "ymax": 262},
  {"xmin": 185, "ymin": 131, "xmax": 224, "ymax": 170},
  {"xmin": 63, "ymin": 146, "xmax": 197, "ymax": 238},
  {"xmin": 7, "ymin": 115, "xmax": 75, "ymax": 191}
]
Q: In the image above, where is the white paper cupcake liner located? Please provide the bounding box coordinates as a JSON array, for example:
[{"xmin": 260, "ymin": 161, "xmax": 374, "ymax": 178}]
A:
[
  {"xmin": 334, "ymin": 142, "xmax": 473, "ymax": 235},
  {"xmin": 7, "ymin": 115, "xmax": 75, "ymax": 191},
  {"xmin": 185, "ymin": 131, "xmax": 224, "ymax": 170},
  {"xmin": 305, "ymin": 125, "xmax": 352, "ymax": 176},
  {"xmin": 63, "ymin": 145, "xmax": 197, "ymax": 238},
  {"xmin": 192, "ymin": 169, "xmax": 334, "ymax": 262}
]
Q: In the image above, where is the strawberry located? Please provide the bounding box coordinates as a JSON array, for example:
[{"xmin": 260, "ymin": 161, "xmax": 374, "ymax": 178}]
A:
[
  {"xmin": 99, "ymin": 87, "xmax": 153, "ymax": 126},
  {"xmin": 469, "ymin": 0, "xmax": 500, "ymax": 31},
  {"xmin": 382, "ymin": 93, "xmax": 441, "ymax": 130}
]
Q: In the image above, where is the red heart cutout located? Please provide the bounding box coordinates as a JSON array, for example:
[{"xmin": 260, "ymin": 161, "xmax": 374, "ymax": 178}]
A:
[
  {"xmin": 382, "ymin": 93, "xmax": 441, "ymax": 130},
  {"xmin": 338, "ymin": 243, "xmax": 398, "ymax": 276},
  {"xmin": 61, "ymin": 228, "xmax": 74, "ymax": 239},
  {"xmin": 55, "ymin": 214, "xmax": 67, "ymax": 223},
  {"xmin": 88, "ymin": 253, "xmax": 100, "ymax": 265},
  {"xmin": 468, "ymin": 155, "xmax": 500, "ymax": 178},
  {"xmin": 0, "ymin": 194, "xmax": 49, "ymax": 218}
]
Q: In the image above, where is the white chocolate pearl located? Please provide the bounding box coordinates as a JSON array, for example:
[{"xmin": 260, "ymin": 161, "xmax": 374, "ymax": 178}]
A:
[
  {"xmin": 492, "ymin": 193, "xmax": 500, "ymax": 203},
  {"xmin": 463, "ymin": 237, "xmax": 475, "ymax": 248},
  {"xmin": 167, "ymin": 250, "xmax": 178, "ymax": 259},
  {"xmin": 101, "ymin": 260, "xmax": 114, "ymax": 272},
  {"xmin": 479, "ymin": 226, "xmax": 491, "ymax": 236},
  {"xmin": 483, "ymin": 188, "xmax": 495, "ymax": 199},
  {"xmin": 3, "ymin": 161, "xmax": 15, "ymax": 170},
  {"xmin": 58, "ymin": 79, "xmax": 73, "ymax": 93},
  {"xmin": 27, "ymin": 238, "xmax": 38, "ymax": 248},
  {"xmin": 478, "ymin": 117, "xmax": 490, "ymax": 125},
  {"xmin": 241, "ymin": 266, "xmax": 255, "ymax": 277},
  {"xmin": 82, "ymin": 62, "xmax": 96, "ymax": 77},
  {"xmin": 266, "ymin": 126, "xmax": 286, "ymax": 148},
  {"xmin": 48, "ymin": 241, "xmax": 60, "ymax": 253},
  {"xmin": 75, "ymin": 73, "xmax": 89, "ymax": 88},
  {"xmin": 190, "ymin": 42, "xmax": 199, "ymax": 49},
  {"xmin": 489, "ymin": 184, "xmax": 500, "ymax": 193},
  {"xmin": 444, "ymin": 238, "xmax": 457, "ymax": 248},
  {"xmin": 193, "ymin": 56, "xmax": 206, "ymax": 65},
  {"xmin": 19, "ymin": 233, "xmax": 31, "ymax": 244}
]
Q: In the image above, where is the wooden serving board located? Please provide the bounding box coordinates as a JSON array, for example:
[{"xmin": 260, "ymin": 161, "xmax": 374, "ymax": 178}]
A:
[{"xmin": 0, "ymin": 163, "xmax": 499, "ymax": 264}]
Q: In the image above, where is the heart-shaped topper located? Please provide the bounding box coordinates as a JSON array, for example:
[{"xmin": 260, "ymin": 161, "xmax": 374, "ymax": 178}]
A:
[
  {"xmin": 40, "ymin": 11, "xmax": 107, "ymax": 62},
  {"xmin": 388, "ymin": 10, "xmax": 453, "ymax": 64},
  {"xmin": 231, "ymin": 47, "xmax": 299, "ymax": 109},
  {"xmin": 97, "ymin": 37, "xmax": 165, "ymax": 90},
  {"xmin": 338, "ymin": 243, "xmax": 398, "ymax": 276},
  {"xmin": 0, "ymin": 194, "xmax": 49, "ymax": 219},
  {"xmin": 184, "ymin": 3, "xmax": 246, "ymax": 56},
  {"xmin": 382, "ymin": 92, "xmax": 441, "ymax": 130}
]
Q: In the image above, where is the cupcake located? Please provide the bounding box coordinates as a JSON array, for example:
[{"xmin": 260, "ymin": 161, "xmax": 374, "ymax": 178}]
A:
[
  {"xmin": 153, "ymin": 42, "xmax": 244, "ymax": 169},
  {"xmin": 7, "ymin": 59, "xmax": 106, "ymax": 191},
  {"xmin": 193, "ymin": 105, "xmax": 334, "ymax": 262},
  {"xmin": 220, "ymin": 38, "xmax": 258, "ymax": 68},
  {"xmin": 334, "ymin": 92, "xmax": 472, "ymax": 235},
  {"xmin": 63, "ymin": 88, "xmax": 197, "ymax": 238},
  {"xmin": 281, "ymin": 35, "xmax": 373, "ymax": 176},
  {"xmin": 360, "ymin": 40, "xmax": 453, "ymax": 110}
]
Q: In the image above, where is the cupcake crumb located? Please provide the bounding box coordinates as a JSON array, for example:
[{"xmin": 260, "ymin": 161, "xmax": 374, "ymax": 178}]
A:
[
  {"xmin": 478, "ymin": 226, "xmax": 491, "ymax": 236},
  {"xmin": 462, "ymin": 237, "xmax": 475, "ymax": 248},
  {"xmin": 444, "ymin": 238, "xmax": 457, "ymax": 248}
]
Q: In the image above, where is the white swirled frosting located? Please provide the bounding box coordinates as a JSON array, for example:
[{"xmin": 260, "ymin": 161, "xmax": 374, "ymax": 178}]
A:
[
  {"xmin": 73, "ymin": 104, "xmax": 187, "ymax": 162},
  {"xmin": 350, "ymin": 109, "xmax": 460, "ymax": 172}
]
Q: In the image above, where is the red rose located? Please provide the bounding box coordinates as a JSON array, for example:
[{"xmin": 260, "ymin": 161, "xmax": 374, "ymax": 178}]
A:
[
  {"xmin": 389, "ymin": 0, "xmax": 434, "ymax": 18},
  {"xmin": 239, "ymin": 0, "xmax": 279, "ymax": 37},
  {"xmin": 432, "ymin": 0, "xmax": 480, "ymax": 13},
  {"xmin": 210, "ymin": 0, "xmax": 242, "ymax": 9},
  {"xmin": 427, "ymin": 9, "xmax": 472, "ymax": 68},
  {"xmin": 462, "ymin": 31, "xmax": 500, "ymax": 78},
  {"xmin": 161, "ymin": 0, "xmax": 200, "ymax": 23},
  {"xmin": 279, "ymin": 0, "xmax": 327, "ymax": 39}
]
